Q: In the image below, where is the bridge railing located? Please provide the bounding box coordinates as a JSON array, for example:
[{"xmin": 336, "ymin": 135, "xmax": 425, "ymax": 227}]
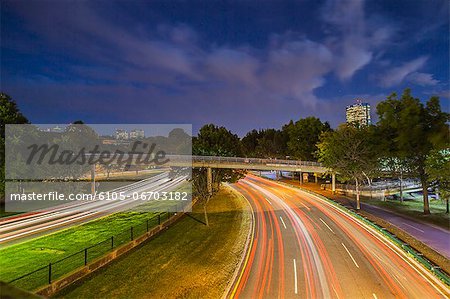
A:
[
  {"xmin": 190, "ymin": 155, "xmax": 323, "ymax": 167},
  {"xmin": 84, "ymin": 154, "xmax": 324, "ymax": 168}
]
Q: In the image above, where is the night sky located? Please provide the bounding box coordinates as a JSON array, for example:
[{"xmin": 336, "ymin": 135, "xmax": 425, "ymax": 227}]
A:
[{"xmin": 1, "ymin": 0, "xmax": 449, "ymax": 135}]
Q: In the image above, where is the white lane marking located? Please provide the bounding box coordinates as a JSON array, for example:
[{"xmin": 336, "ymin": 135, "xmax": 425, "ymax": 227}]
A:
[
  {"xmin": 401, "ymin": 222, "xmax": 425, "ymax": 233},
  {"xmin": 392, "ymin": 274, "xmax": 405, "ymax": 289},
  {"xmin": 252, "ymin": 179, "xmax": 449, "ymax": 297},
  {"xmin": 264, "ymin": 197, "xmax": 273, "ymax": 206},
  {"xmin": 332, "ymin": 284, "xmax": 340, "ymax": 299},
  {"xmin": 319, "ymin": 218, "xmax": 334, "ymax": 234},
  {"xmin": 293, "ymin": 259, "xmax": 298, "ymax": 294},
  {"xmin": 280, "ymin": 216, "xmax": 287, "ymax": 229},
  {"xmin": 0, "ymin": 211, "xmax": 97, "ymax": 242},
  {"xmin": 299, "ymin": 201, "xmax": 310, "ymax": 211},
  {"xmin": 341, "ymin": 243, "xmax": 359, "ymax": 268},
  {"xmin": 243, "ymin": 180, "xmax": 331, "ymax": 296},
  {"xmin": 372, "ymin": 293, "xmax": 378, "ymax": 299}
]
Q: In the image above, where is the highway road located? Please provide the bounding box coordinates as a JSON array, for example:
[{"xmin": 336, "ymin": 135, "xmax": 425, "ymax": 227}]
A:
[
  {"xmin": 0, "ymin": 173, "xmax": 187, "ymax": 245},
  {"xmin": 229, "ymin": 174, "xmax": 450, "ymax": 299}
]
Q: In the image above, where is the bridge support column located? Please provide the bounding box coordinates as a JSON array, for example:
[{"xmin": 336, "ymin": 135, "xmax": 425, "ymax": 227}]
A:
[
  {"xmin": 299, "ymin": 171, "xmax": 303, "ymax": 185},
  {"xmin": 91, "ymin": 164, "xmax": 96, "ymax": 195},
  {"xmin": 207, "ymin": 167, "xmax": 213, "ymax": 196},
  {"xmin": 314, "ymin": 173, "xmax": 318, "ymax": 184},
  {"xmin": 331, "ymin": 172, "xmax": 336, "ymax": 194}
]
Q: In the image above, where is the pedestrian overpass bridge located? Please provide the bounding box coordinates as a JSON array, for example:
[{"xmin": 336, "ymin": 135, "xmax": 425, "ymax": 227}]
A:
[
  {"xmin": 90, "ymin": 155, "xmax": 336, "ymax": 193},
  {"xmin": 167, "ymin": 155, "xmax": 336, "ymax": 193},
  {"xmin": 87, "ymin": 154, "xmax": 328, "ymax": 173},
  {"xmin": 174, "ymin": 155, "xmax": 329, "ymax": 174}
]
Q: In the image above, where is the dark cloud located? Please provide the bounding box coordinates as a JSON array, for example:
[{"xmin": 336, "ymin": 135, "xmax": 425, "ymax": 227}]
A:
[
  {"xmin": 1, "ymin": 0, "xmax": 448, "ymax": 135},
  {"xmin": 379, "ymin": 56, "xmax": 429, "ymax": 87}
]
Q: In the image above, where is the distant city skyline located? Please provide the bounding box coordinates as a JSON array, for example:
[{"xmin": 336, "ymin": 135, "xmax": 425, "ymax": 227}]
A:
[
  {"xmin": 1, "ymin": 0, "xmax": 448, "ymax": 135},
  {"xmin": 31, "ymin": 124, "xmax": 192, "ymax": 138}
]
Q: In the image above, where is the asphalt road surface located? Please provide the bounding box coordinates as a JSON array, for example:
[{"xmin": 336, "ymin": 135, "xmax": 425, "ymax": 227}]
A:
[
  {"xmin": 284, "ymin": 179, "xmax": 450, "ymax": 259},
  {"xmin": 229, "ymin": 174, "xmax": 449, "ymax": 299},
  {"xmin": 358, "ymin": 202, "xmax": 450, "ymax": 259}
]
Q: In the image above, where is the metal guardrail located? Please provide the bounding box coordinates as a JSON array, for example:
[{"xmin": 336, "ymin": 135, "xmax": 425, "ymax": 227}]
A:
[
  {"xmin": 84, "ymin": 154, "xmax": 325, "ymax": 169},
  {"xmin": 329, "ymin": 182, "xmax": 421, "ymax": 192},
  {"xmin": 190, "ymin": 155, "xmax": 323, "ymax": 167}
]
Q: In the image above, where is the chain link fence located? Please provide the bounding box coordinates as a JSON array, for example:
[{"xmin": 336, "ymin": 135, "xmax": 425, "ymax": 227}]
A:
[{"xmin": 7, "ymin": 211, "xmax": 176, "ymax": 292}]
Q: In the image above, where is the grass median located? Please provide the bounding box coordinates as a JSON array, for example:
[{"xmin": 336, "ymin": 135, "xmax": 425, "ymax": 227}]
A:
[{"xmin": 53, "ymin": 185, "xmax": 251, "ymax": 299}]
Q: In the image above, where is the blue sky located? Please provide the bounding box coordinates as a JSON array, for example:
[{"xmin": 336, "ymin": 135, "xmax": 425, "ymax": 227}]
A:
[{"xmin": 1, "ymin": 0, "xmax": 449, "ymax": 135}]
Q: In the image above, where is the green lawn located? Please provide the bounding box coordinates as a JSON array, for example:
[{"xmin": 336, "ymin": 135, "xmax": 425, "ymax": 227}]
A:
[
  {"xmin": 1, "ymin": 211, "xmax": 163, "ymax": 290},
  {"xmin": 0, "ymin": 281, "xmax": 41, "ymax": 299},
  {"xmin": 0, "ymin": 182, "xmax": 190, "ymax": 291},
  {"xmin": 53, "ymin": 186, "xmax": 251, "ymax": 299}
]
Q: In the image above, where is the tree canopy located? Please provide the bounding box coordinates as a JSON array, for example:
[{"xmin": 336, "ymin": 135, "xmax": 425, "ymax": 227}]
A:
[
  {"xmin": 193, "ymin": 124, "xmax": 242, "ymax": 157},
  {"xmin": 376, "ymin": 89, "xmax": 449, "ymax": 214},
  {"xmin": 0, "ymin": 93, "xmax": 29, "ymax": 211},
  {"xmin": 317, "ymin": 124, "xmax": 378, "ymax": 209},
  {"xmin": 285, "ymin": 116, "xmax": 331, "ymax": 161},
  {"xmin": 241, "ymin": 128, "xmax": 287, "ymax": 158},
  {"xmin": 192, "ymin": 124, "xmax": 244, "ymax": 225},
  {"xmin": 426, "ymin": 149, "xmax": 450, "ymax": 213},
  {"xmin": 1, "ymin": 93, "xmax": 29, "ymax": 138}
]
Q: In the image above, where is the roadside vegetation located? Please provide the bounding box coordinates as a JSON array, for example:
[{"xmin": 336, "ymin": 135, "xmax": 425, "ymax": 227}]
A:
[
  {"xmin": 0, "ymin": 93, "xmax": 29, "ymax": 216},
  {"xmin": 53, "ymin": 186, "xmax": 251, "ymax": 299},
  {"xmin": 0, "ymin": 281, "xmax": 41, "ymax": 299},
  {"xmin": 192, "ymin": 124, "xmax": 245, "ymax": 225},
  {"xmin": 318, "ymin": 89, "xmax": 449, "ymax": 215}
]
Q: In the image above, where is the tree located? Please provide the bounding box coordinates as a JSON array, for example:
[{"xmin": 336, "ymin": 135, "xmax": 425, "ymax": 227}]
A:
[
  {"xmin": 317, "ymin": 124, "xmax": 379, "ymax": 209},
  {"xmin": 1, "ymin": 93, "xmax": 29, "ymax": 138},
  {"xmin": 376, "ymin": 89, "xmax": 449, "ymax": 214},
  {"xmin": 194, "ymin": 124, "xmax": 242, "ymax": 157},
  {"xmin": 0, "ymin": 93, "xmax": 29, "ymax": 212},
  {"xmin": 72, "ymin": 120, "xmax": 84, "ymax": 124},
  {"xmin": 285, "ymin": 117, "xmax": 331, "ymax": 161},
  {"xmin": 426, "ymin": 149, "xmax": 450, "ymax": 213},
  {"xmin": 241, "ymin": 129, "xmax": 262, "ymax": 157},
  {"xmin": 193, "ymin": 124, "xmax": 244, "ymax": 225},
  {"xmin": 255, "ymin": 129, "xmax": 287, "ymax": 158},
  {"xmin": 241, "ymin": 129, "xmax": 287, "ymax": 158},
  {"xmin": 374, "ymin": 95, "xmax": 411, "ymax": 201}
]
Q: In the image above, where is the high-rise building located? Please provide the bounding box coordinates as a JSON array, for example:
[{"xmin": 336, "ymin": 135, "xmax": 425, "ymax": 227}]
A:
[
  {"xmin": 346, "ymin": 100, "xmax": 371, "ymax": 126},
  {"xmin": 129, "ymin": 129, "xmax": 145, "ymax": 139},
  {"xmin": 115, "ymin": 129, "xmax": 129, "ymax": 140}
]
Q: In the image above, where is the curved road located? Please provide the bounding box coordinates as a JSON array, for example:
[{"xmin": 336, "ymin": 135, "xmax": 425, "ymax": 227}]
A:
[{"xmin": 229, "ymin": 175, "xmax": 449, "ymax": 298}]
